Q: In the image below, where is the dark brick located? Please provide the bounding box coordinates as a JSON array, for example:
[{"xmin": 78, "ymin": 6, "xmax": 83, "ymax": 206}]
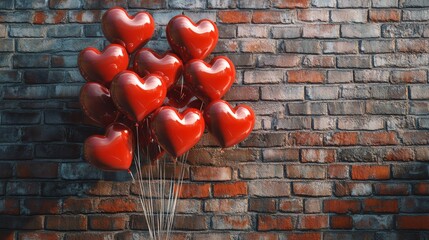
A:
[
  {"xmin": 83, "ymin": 0, "xmax": 127, "ymax": 9},
  {"xmin": 0, "ymin": 127, "xmax": 20, "ymax": 142},
  {"xmin": 6, "ymin": 181, "xmax": 40, "ymax": 195},
  {"xmin": 51, "ymin": 54, "xmax": 78, "ymax": 68},
  {"xmin": 42, "ymin": 182, "xmax": 88, "ymax": 196},
  {"xmin": 60, "ymin": 163, "xmax": 103, "ymax": 180},
  {"xmin": 16, "ymin": 162, "xmax": 58, "ymax": 179},
  {"xmin": 44, "ymin": 110, "xmax": 84, "ymax": 124},
  {"xmin": 129, "ymin": 0, "xmax": 167, "ymax": 8},
  {"xmin": 0, "ymin": 70, "xmax": 20, "ymax": 83},
  {"xmin": 13, "ymin": 54, "xmax": 50, "ymax": 68},
  {"xmin": 393, "ymin": 164, "xmax": 429, "ymax": 179},
  {"xmin": 0, "ymin": 145, "xmax": 33, "ymax": 160},
  {"xmin": 50, "ymin": 0, "xmax": 82, "ymax": 8},
  {"xmin": 35, "ymin": 143, "xmax": 81, "ymax": 159},
  {"xmin": 0, "ymin": 163, "xmax": 13, "ymax": 178},
  {"xmin": 0, "ymin": 216, "xmax": 43, "ymax": 230},
  {"xmin": 400, "ymin": 198, "xmax": 429, "ymax": 213},
  {"xmin": 2, "ymin": 111, "xmax": 41, "ymax": 124}
]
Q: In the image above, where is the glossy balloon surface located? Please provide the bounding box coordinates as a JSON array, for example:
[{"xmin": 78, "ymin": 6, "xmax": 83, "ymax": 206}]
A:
[
  {"xmin": 204, "ymin": 100, "xmax": 255, "ymax": 148},
  {"xmin": 164, "ymin": 85, "xmax": 203, "ymax": 112},
  {"xmin": 151, "ymin": 106, "xmax": 204, "ymax": 157},
  {"xmin": 184, "ymin": 56, "xmax": 235, "ymax": 102},
  {"xmin": 78, "ymin": 44, "xmax": 128, "ymax": 87},
  {"xmin": 102, "ymin": 7, "xmax": 155, "ymax": 53},
  {"xmin": 166, "ymin": 15, "xmax": 218, "ymax": 62},
  {"xmin": 80, "ymin": 82, "xmax": 118, "ymax": 127},
  {"xmin": 133, "ymin": 48, "xmax": 183, "ymax": 89},
  {"xmin": 84, "ymin": 123, "xmax": 133, "ymax": 171},
  {"xmin": 110, "ymin": 71, "xmax": 167, "ymax": 122}
]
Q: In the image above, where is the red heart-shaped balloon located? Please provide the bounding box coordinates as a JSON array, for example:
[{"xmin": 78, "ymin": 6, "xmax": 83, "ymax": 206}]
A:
[
  {"xmin": 184, "ymin": 56, "xmax": 235, "ymax": 102},
  {"xmin": 138, "ymin": 118, "xmax": 165, "ymax": 163},
  {"xmin": 164, "ymin": 84, "xmax": 204, "ymax": 112},
  {"xmin": 166, "ymin": 15, "xmax": 218, "ymax": 62},
  {"xmin": 204, "ymin": 100, "xmax": 255, "ymax": 148},
  {"xmin": 133, "ymin": 48, "xmax": 183, "ymax": 89},
  {"xmin": 102, "ymin": 7, "xmax": 155, "ymax": 53},
  {"xmin": 151, "ymin": 106, "xmax": 205, "ymax": 157},
  {"xmin": 78, "ymin": 44, "xmax": 129, "ymax": 87},
  {"xmin": 80, "ymin": 82, "xmax": 119, "ymax": 127},
  {"xmin": 110, "ymin": 71, "xmax": 167, "ymax": 122},
  {"xmin": 84, "ymin": 123, "xmax": 134, "ymax": 171}
]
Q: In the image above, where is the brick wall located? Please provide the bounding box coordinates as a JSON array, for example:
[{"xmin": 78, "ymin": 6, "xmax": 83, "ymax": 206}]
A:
[{"xmin": 1, "ymin": 0, "xmax": 429, "ymax": 239}]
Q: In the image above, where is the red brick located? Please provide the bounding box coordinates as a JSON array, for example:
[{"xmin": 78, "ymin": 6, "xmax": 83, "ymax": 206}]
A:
[
  {"xmin": 258, "ymin": 215, "xmax": 293, "ymax": 231},
  {"xmin": 291, "ymin": 132, "xmax": 323, "ymax": 146},
  {"xmin": 328, "ymin": 164, "xmax": 349, "ymax": 179},
  {"xmin": 191, "ymin": 166, "xmax": 232, "ymax": 181},
  {"xmin": 272, "ymin": 0, "xmax": 310, "ymax": 8},
  {"xmin": 359, "ymin": 132, "xmax": 398, "ymax": 146},
  {"xmin": 87, "ymin": 182, "xmax": 130, "ymax": 196},
  {"xmin": 374, "ymin": 183, "xmax": 410, "ymax": 196},
  {"xmin": 286, "ymin": 233, "xmax": 321, "ymax": 240},
  {"xmin": 63, "ymin": 198, "xmax": 97, "ymax": 214},
  {"xmin": 293, "ymin": 182, "xmax": 332, "ymax": 196},
  {"xmin": 351, "ymin": 165, "xmax": 390, "ymax": 180},
  {"xmin": 323, "ymin": 199, "xmax": 361, "ymax": 213},
  {"xmin": 301, "ymin": 149, "xmax": 335, "ymax": 163},
  {"xmin": 252, "ymin": 11, "xmax": 283, "ymax": 23},
  {"xmin": 97, "ymin": 198, "xmax": 139, "ymax": 213},
  {"xmin": 391, "ymin": 70, "xmax": 427, "ymax": 84},
  {"xmin": 325, "ymin": 132, "xmax": 358, "ymax": 146},
  {"xmin": 62, "ymin": 233, "xmax": 116, "ymax": 240},
  {"xmin": 384, "ymin": 148, "xmax": 414, "ymax": 161},
  {"xmin": 287, "ymin": 70, "xmax": 325, "ymax": 83},
  {"xmin": 241, "ymin": 39, "xmax": 276, "ymax": 53},
  {"xmin": 279, "ymin": 199, "xmax": 303, "ymax": 213},
  {"xmin": 363, "ymin": 198, "xmax": 398, "ymax": 213},
  {"xmin": 46, "ymin": 215, "xmax": 87, "ymax": 230},
  {"xmin": 330, "ymin": 215, "xmax": 353, "ymax": 229},
  {"xmin": 249, "ymin": 198, "xmax": 277, "ymax": 213},
  {"xmin": 223, "ymin": 86, "xmax": 259, "ymax": 101},
  {"xmin": 22, "ymin": 198, "xmax": 61, "ymax": 214},
  {"xmin": 397, "ymin": 215, "xmax": 429, "ymax": 230},
  {"xmin": 414, "ymin": 183, "xmax": 429, "ymax": 195},
  {"xmin": 239, "ymin": 233, "xmax": 278, "ymax": 240},
  {"xmin": 213, "ymin": 182, "xmax": 247, "ymax": 198},
  {"xmin": 89, "ymin": 215, "xmax": 127, "ymax": 230},
  {"xmin": 369, "ymin": 10, "xmax": 401, "ymax": 22},
  {"xmin": 218, "ymin": 11, "xmax": 251, "ymax": 23},
  {"xmin": 297, "ymin": 215, "xmax": 328, "ymax": 229},
  {"xmin": 177, "ymin": 183, "xmax": 210, "ymax": 198},
  {"xmin": 18, "ymin": 232, "xmax": 61, "ymax": 240}
]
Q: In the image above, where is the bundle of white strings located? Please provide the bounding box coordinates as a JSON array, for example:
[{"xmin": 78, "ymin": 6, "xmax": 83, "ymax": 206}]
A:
[{"xmin": 131, "ymin": 126, "xmax": 188, "ymax": 240}]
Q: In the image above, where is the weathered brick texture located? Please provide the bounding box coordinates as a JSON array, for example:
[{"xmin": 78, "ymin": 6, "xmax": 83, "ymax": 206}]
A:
[{"xmin": 0, "ymin": 0, "xmax": 429, "ymax": 239}]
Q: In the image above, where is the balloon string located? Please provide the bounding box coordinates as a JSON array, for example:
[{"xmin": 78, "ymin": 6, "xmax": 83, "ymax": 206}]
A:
[
  {"xmin": 134, "ymin": 123, "xmax": 155, "ymax": 239},
  {"xmin": 128, "ymin": 169, "xmax": 135, "ymax": 182}
]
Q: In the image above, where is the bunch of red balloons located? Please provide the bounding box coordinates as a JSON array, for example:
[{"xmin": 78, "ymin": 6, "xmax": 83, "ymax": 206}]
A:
[{"xmin": 78, "ymin": 7, "xmax": 255, "ymax": 171}]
